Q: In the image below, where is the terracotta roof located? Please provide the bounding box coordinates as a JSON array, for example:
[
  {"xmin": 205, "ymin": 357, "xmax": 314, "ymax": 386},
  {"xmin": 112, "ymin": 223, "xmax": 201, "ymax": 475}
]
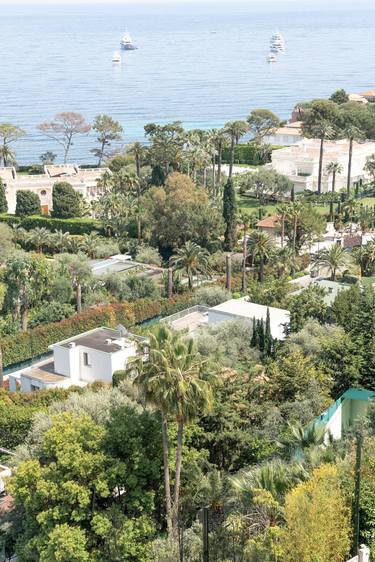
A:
[
  {"xmin": 360, "ymin": 89, "xmax": 375, "ymax": 97},
  {"xmin": 257, "ymin": 215, "xmax": 280, "ymax": 228}
]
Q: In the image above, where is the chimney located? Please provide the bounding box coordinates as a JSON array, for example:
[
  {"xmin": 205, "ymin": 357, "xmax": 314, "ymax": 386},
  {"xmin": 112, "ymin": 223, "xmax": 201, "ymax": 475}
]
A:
[{"xmin": 68, "ymin": 342, "xmax": 76, "ymax": 348}]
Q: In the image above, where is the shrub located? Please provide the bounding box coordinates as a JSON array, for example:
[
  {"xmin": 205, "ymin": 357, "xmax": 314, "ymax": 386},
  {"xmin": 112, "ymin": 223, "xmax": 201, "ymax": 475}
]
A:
[
  {"xmin": 222, "ymin": 142, "xmax": 270, "ymax": 166},
  {"xmin": 135, "ymin": 245, "xmax": 162, "ymax": 266},
  {"xmin": 0, "ymin": 214, "xmax": 102, "ymax": 235},
  {"xmin": 29, "ymin": 302, "xmax": 76, "ymax": 329},
  {"xmin": 51, "ymin": 182, "xmax": 82, "ymax": 219},
  {"xmin": 93, "ymin": 240, "xmax": 120, "ymax": 259},
  {"xmin": 0, "ymin": 293, "xmax": 194, "ymax": 367},
  {"xmin": 194, "ymin": 286, "xmax": 231, "ymax": 307},
  {"xmin": 15, "ymin": 190, "xmax": 41, "ymax": 217},
  {"xmin": 0, "ymin": 178, "xmax": 7, "ymax": 213}
]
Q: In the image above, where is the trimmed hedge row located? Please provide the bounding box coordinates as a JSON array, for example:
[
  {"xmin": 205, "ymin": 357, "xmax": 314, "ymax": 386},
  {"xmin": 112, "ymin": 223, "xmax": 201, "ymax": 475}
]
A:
[
  {"xmin": 222, "ymin": 144, "xmax": 270, "ymax": 166},
  {"xmin": 0, "ymin": 214, "xmax": 103, "ymax": 235},
  {"xmin": 0, "ymin": 293, "xmax": 194, "ymax": 367}
]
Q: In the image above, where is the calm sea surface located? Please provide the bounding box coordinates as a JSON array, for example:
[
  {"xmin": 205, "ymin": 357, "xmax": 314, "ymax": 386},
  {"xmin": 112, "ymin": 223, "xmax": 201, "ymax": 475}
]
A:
[{"xmin": 1, "ymin": 1, "xmax": 374, "ymax": 164}]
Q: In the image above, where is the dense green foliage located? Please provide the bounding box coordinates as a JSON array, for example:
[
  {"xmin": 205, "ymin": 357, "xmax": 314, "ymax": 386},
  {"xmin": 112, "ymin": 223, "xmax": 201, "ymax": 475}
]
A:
[
  {"xmin": 0, "ymin": 214, "xmax": 102, "ymax": 234},
  {"xmin": 15, "ymin": 190, "xmax": 41, "ymax": 217},
  {"xmin": 51, "ymin": 181, "xmax": 83, "ymax": 218},
  {"xmin": 0, "ymin": 178, "xmax": 7, "ymax": 213}
]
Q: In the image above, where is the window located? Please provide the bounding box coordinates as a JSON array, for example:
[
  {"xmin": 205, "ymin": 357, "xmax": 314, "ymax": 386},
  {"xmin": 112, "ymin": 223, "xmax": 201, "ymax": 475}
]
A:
[
  {"xmin": 40, "ymin": 189, "xmax": 47, "ymax": 196},
  {"xmin": 83, "ymin": 352, "xmax": 91, "ymax": 367},
  {"xmin": 30, "ymin": 384, "xmax": 40, "ymax": 392}
]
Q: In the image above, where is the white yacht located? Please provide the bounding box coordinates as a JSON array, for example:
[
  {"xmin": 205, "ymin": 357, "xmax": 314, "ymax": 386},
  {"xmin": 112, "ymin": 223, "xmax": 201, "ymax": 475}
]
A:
[
  {"xmin": 120, "ymin": 31, "xmax": 137, "ymax": 51},
  {"xmin": 112, "ymin": 51, "xmax": 121, "ymax": 64},
  {"xmin": 270, "ymin": 32, "xmax": 285, "ymax": 53},
  {"xmin": 267, "ymin": 53, "xmax": 277, "ymax": 63}
]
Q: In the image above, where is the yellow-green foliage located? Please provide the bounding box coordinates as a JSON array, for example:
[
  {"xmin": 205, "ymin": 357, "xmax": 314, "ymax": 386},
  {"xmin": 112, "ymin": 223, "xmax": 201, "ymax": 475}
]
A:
[{"xmin": 281, "ymin": 464, "xmax": 351, "ymax": 562}]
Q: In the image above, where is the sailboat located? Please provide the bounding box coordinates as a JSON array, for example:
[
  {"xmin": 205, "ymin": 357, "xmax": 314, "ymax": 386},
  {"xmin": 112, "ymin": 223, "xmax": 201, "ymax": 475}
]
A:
[
  {"xmin": 120, "ymin": 31, "xmax": 137, "ymax": 51},
  {"xmin": 112, "ymin": 51, "xmax": 121, "ymax": 64}
]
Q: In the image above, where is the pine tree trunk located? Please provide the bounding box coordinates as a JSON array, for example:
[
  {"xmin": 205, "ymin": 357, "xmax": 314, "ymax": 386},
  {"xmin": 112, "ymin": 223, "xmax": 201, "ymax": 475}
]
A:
[
  {"xmin": 0, "ymin": 346, "xmax": 3, "ymax": 389},
  {"xmin": 21, "ymin": 307, "xmax": 28, "ymax": 332},
  {"xmin": 242, "ymin": 233, "xmax": 247, "ymax": 292},
  {"xmin": 347, "ymin": 138, "xmax": 353, "ymax": 196},
  {"xmin": 212, "ymin": 154, "xmax": 216, "ymax": 196},
  {"xmin": 229, "ymin": 137, "xmax": 235, "ymax": 179},
  {"xmin": 136, "ymin": 154, "xmax": 141, "ymax": 178},
  {"xmin": 218, "ymin": 144, "xmax": 222, "ymax": 190},
  {"xmin": 226, "ymin": 254, "xmax": 232, "ymax": 291},
  {"xmin": 259, "ymin": 255, "xmax": 264, "ymax": 282},
  {"xmin": 281, "ymin": 216, "xmax": 285, "ymax": 248},
  {"xmin": 167, "ymin": 267, "xmax": 173, "ymax": 299},
  {"xmin": 161, "ymin": 414, "xmax": 173, "ymax": 538},
  {"xmin": 172, "ymin": 419, "xmax": 184, "ymax": 538},
  {"xmin": 318, "ymin": 137, "xmax": 324, "ymax": 195},
  {"xmin": 76, "ymin": 283, "xmax": 82, "ymax": 314}
]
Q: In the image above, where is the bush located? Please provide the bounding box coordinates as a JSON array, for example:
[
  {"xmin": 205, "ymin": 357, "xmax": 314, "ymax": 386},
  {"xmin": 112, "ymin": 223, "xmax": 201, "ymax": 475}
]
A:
[
  {"xmin": 135, "ymin": 245, "xmax": 162, "ymax": 266},
  {"xmin": 29, "ymin": 302, "xmax": 75, "ymax": 329},
  {"xmin": 222, "ymin": 142, "xmax": 270, "ymax": 166},
  {"xmin": 0, "ymin": 214, "xmax": 102, "ymax": 235},
  {"xmin": 194, "ymin": 286, "xmax": 231, "ymax": 307},
  {"xmin": 51, "ymin": 182, "xmax": 82, "ymax": 219},
  {"xmin": 15, "ymin": 190, "xmax": 41, "ymax": 217},
  {"xmin": 93, "ymin": 240, "xmax": 120, "ymax": 259},
  {"xmin": 0, "ymin": 293, "xmax": 194, "ymax": 367},
  {"xmin": 0, "ymin": 178, "xmax": 7, "ymax": 213}
]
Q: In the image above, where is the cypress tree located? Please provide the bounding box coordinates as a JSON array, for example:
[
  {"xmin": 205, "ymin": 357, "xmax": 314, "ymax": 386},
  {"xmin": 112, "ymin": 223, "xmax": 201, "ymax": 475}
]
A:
[
  {"xmin": 265, "ymin": 307, "xmax": 272, "ymax": 356},
  {"xmin": 258, "ymin": 319, "xmax": 265, "ymax": 352},
  {"xmin": 15, "ymin": 190, "xmax": 41, "ymax": 217},
  {"xmin": 223, "ymin": 177, "xmax": 237, "ymax": 251},
  {"xmin": 250, "ymin": 317, "xmax": 257, "ymax": 347},
  {"xmin": 151, "ymin": 164, "xmax": 165, "ymax": 186},
  {"xmin": 52, "ymin": 182, "xmax": 82, "ymax": 218},
  {"xmin": 0, "ymin": 178, "xmax": 7, "ymax": 213}
]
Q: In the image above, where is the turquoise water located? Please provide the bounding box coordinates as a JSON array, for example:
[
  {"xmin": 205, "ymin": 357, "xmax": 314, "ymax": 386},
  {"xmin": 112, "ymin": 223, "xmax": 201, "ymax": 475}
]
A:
[{"xmin": 1, "ymin": 1, "xmax": 374, "ymax": 164}]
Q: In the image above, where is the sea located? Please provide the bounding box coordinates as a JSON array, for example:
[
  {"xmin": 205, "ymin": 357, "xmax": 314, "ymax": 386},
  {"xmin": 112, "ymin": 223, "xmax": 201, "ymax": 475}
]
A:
[{"xmin": 1, "ymin": 0, "xmax": 375, "ymax": 164}]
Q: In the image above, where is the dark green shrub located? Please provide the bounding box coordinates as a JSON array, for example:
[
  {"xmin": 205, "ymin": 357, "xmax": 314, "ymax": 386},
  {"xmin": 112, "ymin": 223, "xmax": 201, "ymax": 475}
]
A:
[
  {"xmin": 0, "ymin": 214, "xmax": 103, "ymax": 235},
  {"xmin": 51, "ymin": 181, "xmax": 82, "ymax": 219},
  {"xmin": 0, "ymin": 179, "xmax": 8, "ymax": 213},
  {"xmin": 15, "ymin": 190, "xmax": 41, "ymax": 217}
]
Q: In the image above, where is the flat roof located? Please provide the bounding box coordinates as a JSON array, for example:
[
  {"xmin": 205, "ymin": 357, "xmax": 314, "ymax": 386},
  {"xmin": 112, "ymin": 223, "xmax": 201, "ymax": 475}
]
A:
[
  {"xmin": 257, "ymin": 215, "xmax": 280, "ymax": 228},
  {"xmin": 170, "ymin": 311, "xmax": 208, "ymax": 333},
  {"xmin": 53, "ymin": 327, "xmax": 136, "ymax": 353},
  {"xmin": 21, "ymin": 359, "xmax": 67, "ymax": 383},
  {"xmin": 210, "ymin": 299, "xmax": 290, "ymax": 320},
  {"xmin": 90, "ymin": 258, "xmax": 140, "ymax": 277}
]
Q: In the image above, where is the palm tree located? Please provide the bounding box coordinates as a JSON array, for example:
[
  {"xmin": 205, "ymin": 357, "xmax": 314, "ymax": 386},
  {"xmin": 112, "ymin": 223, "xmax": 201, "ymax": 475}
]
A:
[
  {"xmin": 79, "ymin": 232, "xmax": 99, "ymax": 258},
  {"xmin": 312, "ymin": 244, "xmax": 351, "ymax": 281},
  {"xmin": 0, "ymin": 145, "xmax": 17, "ymax": 167},
  {"xmin": 276, "ymin": 203, "xmax": 289, "ymax": 248},
  {"xmin": 273, "ymin": 246, "xmax": 298, "ymax": 277},
  {"xmin": 170, "ymin": 241, "xmax": 210, "ymax": 290},
  {"xmin": 353, "ymin": 242, "xmax": 375, "ymax": 277},
  {"xmin": 127, "ymin": 141, "xmax": 146, "ymax": 178},
  {"xmin": 134, "ymin": 326, "xmax": 215, "ymax": 538},
  {"xmin": 343, "ymin": 125, "xmax": 363, "ymax": 196},
  {"xmin": 325, "ymin": 161, "xmax": 343, "ymax": 195},
  {"xmin": 26, "ymin": 227, "xmax": 52, "ymax": 253},
  {"xmin": 278, "ymin": 422, "xmax": 326, "ymax": 460},
  {"xmin": 311, "ymin": 121, "xmax": 336, "ymax": 194},
  {"xmin": 224, "ymin": 120, "xmax": 249, "ymax": 179},
  {"xmin": 56, "ymin": 252, "xmax": 92, "ymax": 313},
  {"xmin": 238, "ymin": 211, "xmax": 253, "ymax": 292},
  {"xmin": 284, "ymin": 201, "xmax": 304, "ymax": 256},
  {"xmin": 51, "ymin": 229, "xmax": 71, "ymax": 253},
  {"xmin": 247, "ymin": 230, "xmax": 274, "ymax": 282},
  {"xmin": 342, "ymin": 197, "xmax": 358, "ymax": 231}
]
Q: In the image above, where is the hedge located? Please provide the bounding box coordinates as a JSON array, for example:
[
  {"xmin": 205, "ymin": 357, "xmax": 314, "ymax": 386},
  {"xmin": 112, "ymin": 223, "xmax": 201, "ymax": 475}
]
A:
[
  {"xmin": 0, "ymin": 214, "xmax": 103, "ymax": 235},
  {"xmin": 0, "ymin": 293, "xmax": 194, "ymax": 368},
  {"xmin": 222, "ymin": 144, "xmax": 269, "ymax": 166}
]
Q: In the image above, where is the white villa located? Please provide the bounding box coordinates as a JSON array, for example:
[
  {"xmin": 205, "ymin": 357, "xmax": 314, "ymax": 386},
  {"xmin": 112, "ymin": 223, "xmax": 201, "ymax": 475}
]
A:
[
  {"xmin": 164, "ymin": 298, "xmax": 290, "ymax": 340},
  {"xmin": 8, "ymin": 327, "xmax": 146, "ymax": 392},
  {"xmin": 263, "ymin": 121, "xmax": 303, "ymax": 146},
  {"xmin": 271, "ymin": 139, "xmax": 375, "ymax": 193},
  {"xmin": 0, "ymin": 164, "xmax": 110, "ymax": 214}
]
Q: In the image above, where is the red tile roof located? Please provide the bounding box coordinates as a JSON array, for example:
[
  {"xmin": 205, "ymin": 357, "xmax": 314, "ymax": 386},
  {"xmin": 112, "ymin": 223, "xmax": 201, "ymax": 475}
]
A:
[{"xmin": 257, "ymin": 215, "xmax": 280, "ymax": 228}]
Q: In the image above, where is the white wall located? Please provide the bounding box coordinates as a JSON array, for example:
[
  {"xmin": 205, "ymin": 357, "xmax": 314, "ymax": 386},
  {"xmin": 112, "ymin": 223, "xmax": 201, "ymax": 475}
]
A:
[{"xmin": 207, "ymin": 309, "xmax": 289, "ymax": 340}]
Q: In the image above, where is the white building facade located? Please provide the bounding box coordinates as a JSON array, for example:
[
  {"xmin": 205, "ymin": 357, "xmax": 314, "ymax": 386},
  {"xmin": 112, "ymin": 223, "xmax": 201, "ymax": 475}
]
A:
[
  {"xmin": 271, "ymin": 139, "xmax": 375, "ymax": 194},
  {"xmin": 8, "ymin": 327, "xmax": 146, "ymax": 392},
  {"xmin": 0, "ymin": 164, "xmax": 110, "ymax": 214}
]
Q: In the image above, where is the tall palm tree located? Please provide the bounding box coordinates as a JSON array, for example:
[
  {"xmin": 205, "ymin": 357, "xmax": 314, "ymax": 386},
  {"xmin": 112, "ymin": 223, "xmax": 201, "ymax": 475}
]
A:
[
  {"xmin": 342, "ymin": 197, "xmax": 358, "ymax": 231},
  {"xmin": 311, "ymin": 121, "xmax": 336, "ymax": 194},
  {"xmin": 247, "ymin": 230, "xmax": 274, "ymax": 282},
  {"xmin": 127, "ymin": 141, "xmax": 146, "ymax": 178},
  {"xmin": 276, "ymin": 203, "xmax": 289, "ymax": 248},
  {"xmin": 325, "ymin": 161, "xmax": 343, "ymax": 195},
  {"xmin": 343, "ymin": 125, "xmax": 363, "ymax": 196},
  {"xmin": 134, "ymin": 326, "xmax": 215, "ymax": 538},
  {"xmin": 0, "ymin": 145, "xmax": 17, "ymax": 167},
  {"xmin": 170, "ymin": 241, "xmax": 210, "ymax": 290},
  {"xmin": 353, "ymin": 242, "xmax": 375, "ymax": 277},
  {"xmin": 26, "ymin": 227, "xmax": 52, "ymax": 253},
  {"xmin": 224, "ymin": 120, "xmax": 249, "ymax": 179},
  {"xmin": 312, "ymin": 244, "xmax": 351, "ymax": 281},
  {"xmin": 284, "ymin": 201, "xmax": 304, "ymax": 256},
  {"xmin": 238, "ymin": 211, "xmax": 253, "ymax": 292}
]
